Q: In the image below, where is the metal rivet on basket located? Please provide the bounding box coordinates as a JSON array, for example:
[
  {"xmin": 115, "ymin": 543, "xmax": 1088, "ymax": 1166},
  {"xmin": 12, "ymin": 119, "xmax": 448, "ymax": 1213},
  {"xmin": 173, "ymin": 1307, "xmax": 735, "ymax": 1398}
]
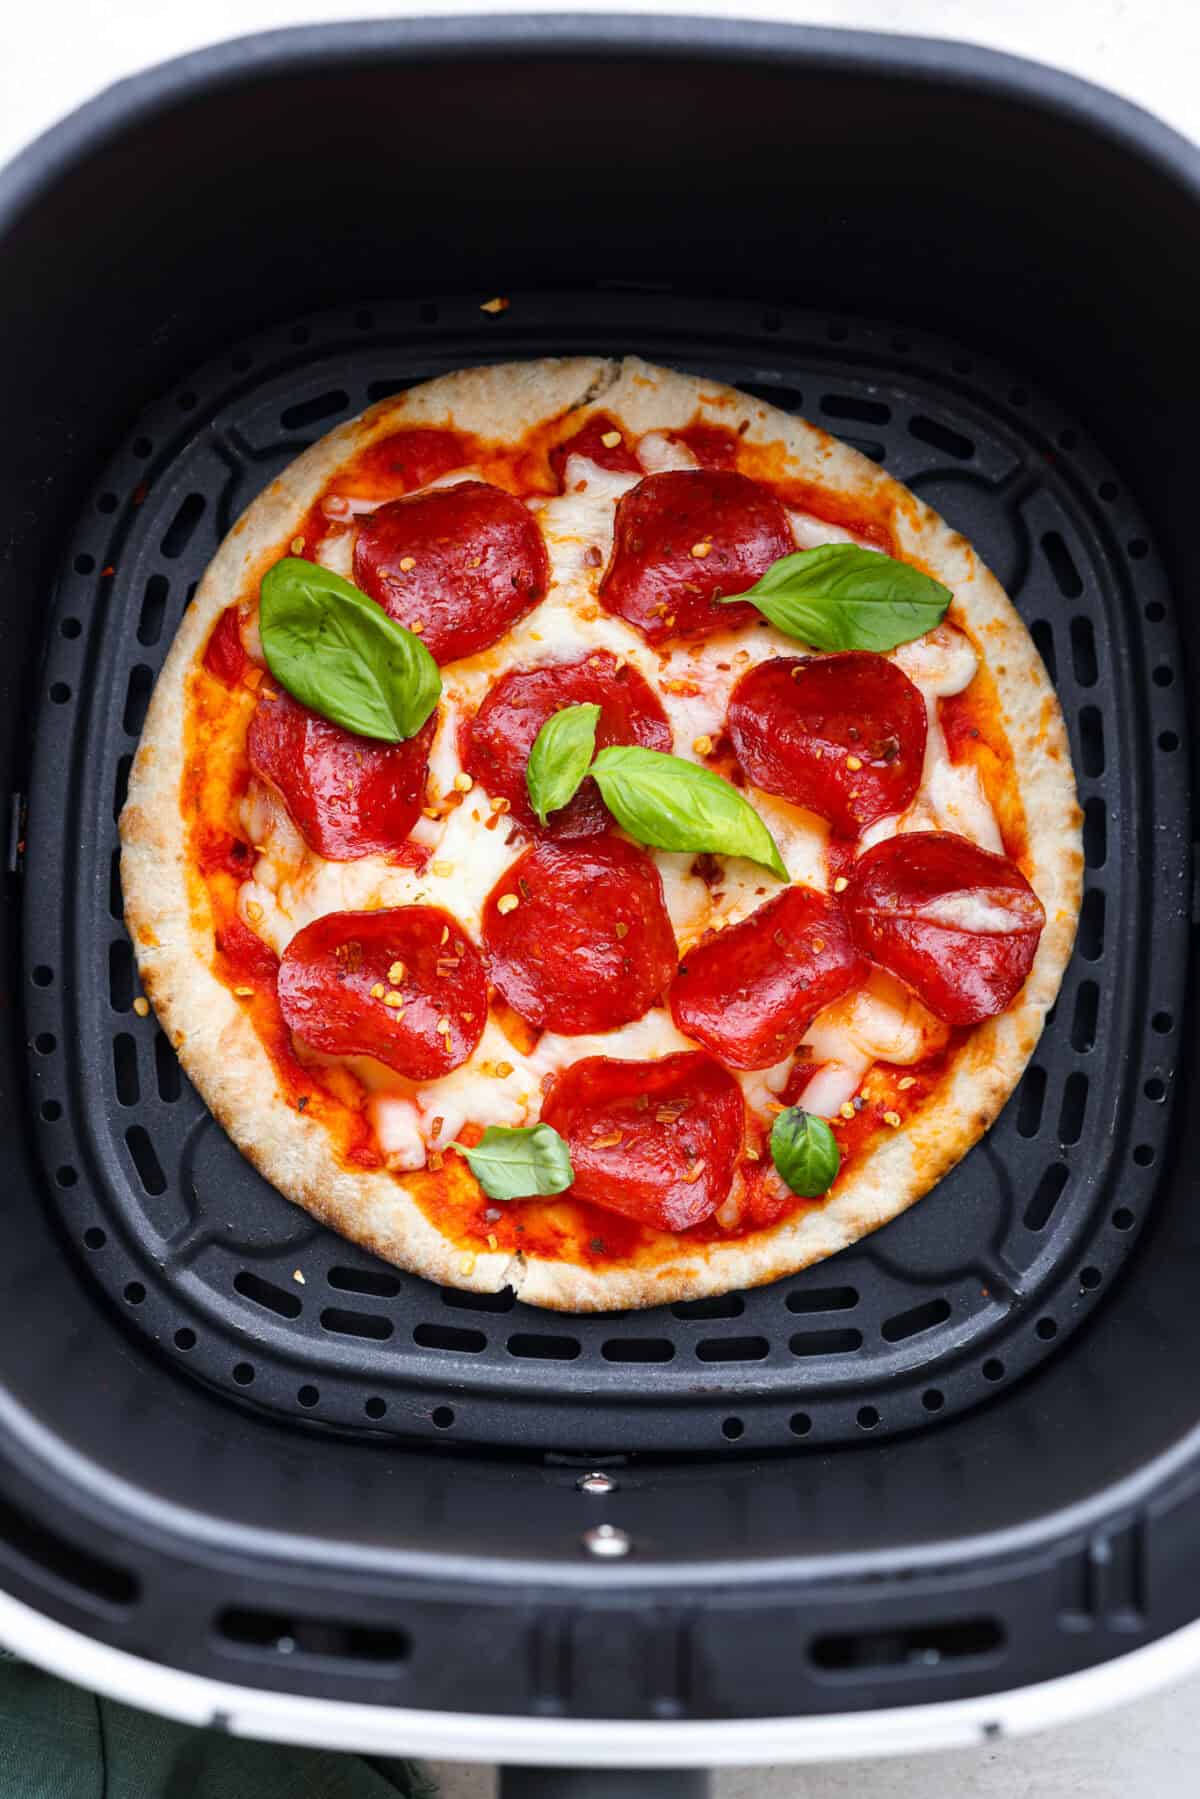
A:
[
  {"xmin": 577, "ymin": 1470, "xmax": 617, "ymax": 1495},
  {"xmin": 583, "ymin": 1523, "xmax": 631, "ymax": 1558}
]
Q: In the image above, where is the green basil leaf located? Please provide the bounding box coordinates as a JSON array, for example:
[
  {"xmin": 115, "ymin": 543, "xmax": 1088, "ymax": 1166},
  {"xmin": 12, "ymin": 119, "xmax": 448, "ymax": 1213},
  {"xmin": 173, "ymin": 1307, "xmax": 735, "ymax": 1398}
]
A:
[
  {"xmin": 770, "ymin": 1107, "xmax": 841, "ymax": 1198},
  {"xmin": 259, "ymin": 556, "xmax": 441, "ymax": 742},
  {"xmin": 590, "ymin": 745, "xmax": 788, "ymax": 880},
  {"xmin": 450, "ymin": 1123, "xmax": 574, "ymax": 1202},
  {"xmin": 526, "ymin": 703, "xmax": 601, "ymax": 826},
  {"xmin": 728, "ymin": 544, "xmax": 951, "ymax": 652}
]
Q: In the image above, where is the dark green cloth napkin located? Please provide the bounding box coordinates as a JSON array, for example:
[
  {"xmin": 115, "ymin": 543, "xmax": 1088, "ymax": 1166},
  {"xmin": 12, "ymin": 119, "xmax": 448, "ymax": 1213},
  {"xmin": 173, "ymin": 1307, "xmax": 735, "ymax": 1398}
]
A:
[{"xmin": 0, "ymin": 1649, "xmax": 437, "ymax": 1799}]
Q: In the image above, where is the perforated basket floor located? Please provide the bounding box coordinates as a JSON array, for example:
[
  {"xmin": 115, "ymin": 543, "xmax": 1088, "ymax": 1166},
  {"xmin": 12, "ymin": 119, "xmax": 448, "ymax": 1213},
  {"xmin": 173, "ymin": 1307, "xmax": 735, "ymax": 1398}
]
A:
[{"xmin": 22, "ymin": 292, "xmax": 1188, "ymax": 1454}]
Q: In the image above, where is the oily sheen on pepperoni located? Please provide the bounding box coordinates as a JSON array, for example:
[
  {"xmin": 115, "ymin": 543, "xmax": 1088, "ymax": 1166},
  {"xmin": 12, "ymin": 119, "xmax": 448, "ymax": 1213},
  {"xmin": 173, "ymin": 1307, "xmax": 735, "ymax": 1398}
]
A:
[
  {"xmin": 843, "ymin": 832, "xmax": 1045, "ymax": 1025},
  {"xmin": 352, "ymin": 480, "xmax": 549, "ymax": 663},
  {"xmin": 247, "ymin": 690, "xmax": 434, "ymax": 861},
  {"xmin": 728, "ymin": 652, "xmax": 927, "ymax": 837},
  {"xmin": 550, "ymin": 414, "xmax": 641, "ymax": 485},
  {"xmin": 482, "ymin": 837, "xmax": 676, "ymax": 1034},
  {"xmin": 541, "ymin": 1051, "xmax": 744, "ymax": 1232},
  {"xmin": 278, "ymin": 907, "xmax": 487, "ymax": 1079},
  {"xmin": 460, "ymin": 651, "xmax": 672, "ymax": 837},
  {"xmin": 671, "ymin": 885, "xmax": 867, "ymax": 1070},
  {"xmin": 600, "ymin": 469, "xmax": 793, "ymax": 644}
]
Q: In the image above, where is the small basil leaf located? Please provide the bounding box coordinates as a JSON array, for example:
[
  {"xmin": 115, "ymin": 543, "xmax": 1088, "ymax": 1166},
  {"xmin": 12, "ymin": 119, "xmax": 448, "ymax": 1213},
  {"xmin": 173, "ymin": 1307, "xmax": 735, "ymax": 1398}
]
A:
[
  {"xmin": 450, "ymin": 1123, "xmax": 574, "ymax": 1202},
  {"xmin": 728, "ymin": 544, "xmax": 951, "ymax": 652},
  {"xmin": 590, "ymin": 745, "xmax": 788, "ymax": 880},
  {"xmin": 526, "ymin": 703, "xmax": 601, "ymax": 826},
  {"xmin": 259, "ymin": 556, "xmax": 441, "ymax": 742},
  {"xmin": 770, "ymin": 1107, "xmax": 841, "ymax": 1198}
]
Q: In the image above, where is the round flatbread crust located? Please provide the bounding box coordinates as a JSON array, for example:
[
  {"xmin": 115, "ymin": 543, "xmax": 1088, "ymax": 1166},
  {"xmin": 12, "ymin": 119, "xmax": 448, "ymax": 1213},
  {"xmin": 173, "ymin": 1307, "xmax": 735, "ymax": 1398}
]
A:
[{"xmin": 120, "ymin": 356, "xmax": 1082, "ymax": 1311}]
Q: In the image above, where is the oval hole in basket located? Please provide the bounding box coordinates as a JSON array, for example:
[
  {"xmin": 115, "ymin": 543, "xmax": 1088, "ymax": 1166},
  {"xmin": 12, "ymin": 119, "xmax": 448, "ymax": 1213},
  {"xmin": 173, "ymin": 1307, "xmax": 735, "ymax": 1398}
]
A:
[
  {"xmin": 281, "ymin": 389, "xmax": 350, "ymax": 431},
  {"xmin": 329, "ymin": 1265, "xmax": 403, "ymax": 1299},
  {"xmin": 1069, "ymin": 615, "xmax": 1097, "ymax": 683},
  {"xmin": 234, "ymin": 1271, "xmax": 302, "ymax": 1319},
  {"xmin": 122, "ymin": 666, "xmax": 153, "ymax": 736},
  {"xmin": 413, "ymin": 1322, "xmax": 487, "ymax": 1354},
  {"xmin": 1024, "ymin": 1162, "xmax": 1069, "ymax": 1231},
  {"xmin": 1071, "ymin": 981, "xmax": 1099, "ymax": 1053},
  {"xmin": 880, "ymin": 1297, "xmax": 951, "ymax": 1343},
  {"xmin": 1078, "ymin": 890, "xmax": 1105, "ymax": 961},
  {"xmin": 1078, "ymin": 707, "xmax": 1105, "ymax": 777},
  {"xmin": 125, "ymin": 1125, "xmax": 165, "ymax": 1195},
  {"xmin": 1016, "ymin": 1065, "xmax": 1047, "ymax": 1138},
  {"xmin": 507, "ymin": 1332, "xmax": 580, "ymax": 1360},
  {"xmin": 790, "ymin": 1328, "xmax": 862, "ymax": 1357},
  {"xmin": 320, "ymin": 1308, "xmax": 392, "ymax": 1342},
  {"xmin": 696, "ymin": 1336, "xmax": 769, "ymax": 1362},
  {"xmin": 137, "ymin": 575, "xmax": 169, "ymax": 647},
  {"xmin": 112, "ymin": 1034, "xmax": 139, "ymax": 1106},
  {"xmin": 671, "ymin": 1292, "xmax": 744, "ymax": 1320},
  {"xmin": 602, "ymin": 1338, "xmax": 675, "ymax": 1363},
  {"xmin": 1058, "ymin": 1073, "xmax": 1089, "ymax": 1146},
  {"xmin": 160, "ymin": 493, "xmax": 206, "ymax": 560},
  {"xmin": 1082, "ymin": 798, "xmax": 1107, "ymax": 869},
  {"xmin": 787, "ymin": 1285, "xmax": 858, "ymax": 1314},
  {"xmin": 1042, "ymin": 532, "xmax": 1084, "ymax": 601},
  {"xmin": 909, "ymin": 415, "xmax": 974, "ymax": 459},
  {"xmin": 821, "ymin": 393, "xmax": 891, "ymax": 425}
]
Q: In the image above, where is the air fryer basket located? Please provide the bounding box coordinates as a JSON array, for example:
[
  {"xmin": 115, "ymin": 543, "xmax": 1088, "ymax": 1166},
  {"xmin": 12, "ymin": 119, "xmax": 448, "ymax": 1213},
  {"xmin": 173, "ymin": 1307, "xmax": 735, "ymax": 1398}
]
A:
[{"xmin": 0, "ymin": 12, "xmax": 1197, "ymax": 1776}]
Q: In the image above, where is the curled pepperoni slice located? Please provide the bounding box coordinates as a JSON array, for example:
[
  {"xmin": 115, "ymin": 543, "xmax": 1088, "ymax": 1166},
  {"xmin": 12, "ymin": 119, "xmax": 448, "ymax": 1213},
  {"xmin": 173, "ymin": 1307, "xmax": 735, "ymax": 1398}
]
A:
[
  {"xmin": 460, "ymin": 651, "xmax": 672, "ymax": 838},
  {"xmin": 600, "ymin": 469, "xmax": 793, "ymax": 644},
  {"xmin": 842, "ymin": 831, "xmax": 1045, "ymax": 1025},
  {"xmin": 278, "ymin": 907, "xmax": 487, "ymax": 1079},
  {"xmin": 671, "ymin": 885, "xmax": 867, "ymax": 1070},
  {"xmin": 247, "ymin": 689, "xmax": 433, "ymax": 861},
  {"xmin": 353, "ymin": 480, "xmax": 549, "ymax": 664},
  {"xmin": 482, "ymin": 837, "xmax": 676, "ymax": 1034},
  {"xmin": 203, "ymin": 606, "xmax": 248, "ymax": 686},
  {"xmin": 541, "ymin": 1051, "xmax": 744, "ymax": 1232},
  {"xmin": 550, "ymin": 414, "xmax": 641, "ymax": 486},
  {"xmin": 728, "ymin": 652, "xmax": 927, "ymax": 837}
]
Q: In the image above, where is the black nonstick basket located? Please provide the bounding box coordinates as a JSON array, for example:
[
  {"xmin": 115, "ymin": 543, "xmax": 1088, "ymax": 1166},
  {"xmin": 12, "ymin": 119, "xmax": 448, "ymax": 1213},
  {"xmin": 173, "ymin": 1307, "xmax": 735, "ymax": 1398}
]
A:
[{"xmin": 0, "ymin": 16, "xmax": 1196, "ymax": 1794}]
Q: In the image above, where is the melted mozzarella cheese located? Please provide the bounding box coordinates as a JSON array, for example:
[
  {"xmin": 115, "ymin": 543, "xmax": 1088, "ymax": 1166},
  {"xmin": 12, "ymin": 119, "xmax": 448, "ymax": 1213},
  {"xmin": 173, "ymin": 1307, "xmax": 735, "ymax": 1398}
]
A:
[
  {"xmin": 788, "ymin": 510, "xmax": 870, "ymax": 550},
  {"xmin": 803, "ymin": 970, "xmax": 950, "ymax": 1067},
  {"xmin": 637, "ymin": 431, "xmax": 698, "ymax": 473},
  {"xmin": 796, "ymin": 972, "xmax": 949, "ymax": 1119},
  {"xmin": 914, "ymin": 890, "xmax": 1028, "ymax": 933}
]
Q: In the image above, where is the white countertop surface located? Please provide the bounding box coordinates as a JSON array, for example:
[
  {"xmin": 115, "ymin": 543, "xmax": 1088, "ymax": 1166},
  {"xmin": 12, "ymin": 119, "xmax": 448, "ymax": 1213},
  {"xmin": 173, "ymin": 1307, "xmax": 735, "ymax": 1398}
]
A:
[{"xmin": 1, "ymin": 0, "xmax": 1197, "ymax": 1792}]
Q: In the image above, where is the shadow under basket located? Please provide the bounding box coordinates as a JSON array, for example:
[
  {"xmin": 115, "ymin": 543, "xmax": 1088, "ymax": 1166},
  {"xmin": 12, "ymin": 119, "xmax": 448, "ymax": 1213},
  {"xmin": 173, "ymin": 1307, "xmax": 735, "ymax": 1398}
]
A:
[{"xmin": 0, "ymin": 13, "xmax": 1197, "ymax": 1777}]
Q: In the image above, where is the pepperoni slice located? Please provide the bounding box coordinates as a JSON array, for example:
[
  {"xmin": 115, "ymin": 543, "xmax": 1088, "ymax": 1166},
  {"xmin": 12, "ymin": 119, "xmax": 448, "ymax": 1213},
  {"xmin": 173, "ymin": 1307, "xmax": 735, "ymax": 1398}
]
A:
[
  {"xmin": 670, "ymin": 422, "xmax": 739, "ymax": 469},
  {"xmin": 203, "ymin": 606, "xmax": 248, "ymax": 686},
  {"xmin": 359, "ymin": 427, "xmax": 473, "ymax": 492},
  {"xmin": 728, "ymin": 652, "xmax": 927, "ymax": 837},
  {"xmin": 353, "ymin": 480, "xmax": 549, "ymax": 663},
  {"xmin": 247, "ymin": 689, "xmax": 434, "ymax": 861},
  {"xmin": 842, "ymin": 832, "xmax": 1045, "ymax": 1025},
  {"xmin": 600, "ymin": 469, "xmax": 793, "ymax": 644},
  {"xmin": 541, "ymin": 1051, "xmax": 744, "ymax": 1232},
  {"xmin": 482, "ymin": 837, "xmax": 676, "ymax": 1034},
  {"xmin": 278, "ymin": 907, "xmax": 487, "ymax": 1078},
  {"xmin": 550, "ymin": 414, "xmax": 641, "ymax": 486},
  {"xmin": 671, "ymin": 885, "xmax": 867, "ymax": 1070},
  {"xmin": 460, "ymin": 651, "xmax": 672, "ymax": 838}
]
